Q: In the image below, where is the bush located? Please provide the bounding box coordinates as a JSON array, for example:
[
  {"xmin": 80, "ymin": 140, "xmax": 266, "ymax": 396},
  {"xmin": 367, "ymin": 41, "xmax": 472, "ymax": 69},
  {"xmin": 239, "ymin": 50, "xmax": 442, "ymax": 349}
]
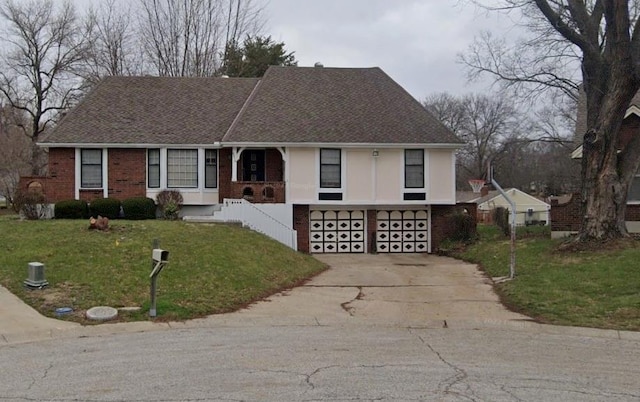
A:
[
  {"xmin": 13, "ymin": 189, "xmax": 48, "ymax": 220},
  {"xmin": 122, "ymin": 197, "xmax": 156, "ymax": 220},
  {"xmin": 448, "ymin": 212, "xmax": 477, "ymax": 242},
  {"xmin": 89, "ymin": 198, "xmax": 121, "ymax": 219},
  {"xmin": 156, "ymin": 190, "xmax": 183, "ymax": 220},
  {"xmin": 493, "ymin": 207, "xmax": 510, "ymax": 237},
  {"xmin": 54, "ymin": 199, "xmax": 89, "ymax": 219}
]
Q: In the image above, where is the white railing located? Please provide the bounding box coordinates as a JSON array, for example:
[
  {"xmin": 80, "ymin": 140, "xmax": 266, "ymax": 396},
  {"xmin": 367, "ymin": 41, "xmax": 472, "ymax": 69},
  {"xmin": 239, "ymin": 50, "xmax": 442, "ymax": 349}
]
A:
[{"xmin": 215, "ymin": 199, "xmax": 298, "ymax": 250}]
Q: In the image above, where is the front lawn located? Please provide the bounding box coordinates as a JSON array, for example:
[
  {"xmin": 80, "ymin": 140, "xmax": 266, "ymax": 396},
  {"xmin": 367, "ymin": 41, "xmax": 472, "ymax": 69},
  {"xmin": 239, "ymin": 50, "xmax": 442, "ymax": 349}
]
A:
[
  {"xmin": 0, "ymin": 217, "xmax": 326, "ymax": 322},
  {"xmin": 454, "ymin": 225, "xmax": 640, "ymax": 331}
]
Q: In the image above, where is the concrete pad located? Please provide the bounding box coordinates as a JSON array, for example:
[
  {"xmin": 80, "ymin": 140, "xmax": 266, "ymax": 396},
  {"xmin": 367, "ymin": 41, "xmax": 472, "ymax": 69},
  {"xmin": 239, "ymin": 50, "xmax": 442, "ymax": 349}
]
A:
[{"xmin": 0, "ymin": 285, "xmax": 78, "ymax": 345}]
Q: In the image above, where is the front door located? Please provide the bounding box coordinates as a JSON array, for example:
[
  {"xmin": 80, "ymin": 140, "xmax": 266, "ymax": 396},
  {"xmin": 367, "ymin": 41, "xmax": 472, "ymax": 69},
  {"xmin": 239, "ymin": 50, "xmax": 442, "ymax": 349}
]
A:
[{"xmin": 242, "ymin": 150, "xmax": 265, "ymax": 181}]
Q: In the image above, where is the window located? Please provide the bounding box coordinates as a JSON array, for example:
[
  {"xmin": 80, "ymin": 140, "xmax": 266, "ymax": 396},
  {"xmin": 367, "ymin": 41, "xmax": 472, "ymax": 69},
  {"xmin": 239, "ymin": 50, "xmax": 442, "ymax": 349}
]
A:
[
  {"xmin": 205, "ymin": 149, "xmax": 218, "ymax": 188},
  {"xmin": 167, "ymin": 149, "xmax": 197, "ymax": 188},
  {"xmin": 320, "ymin": 148, "xmax": 341, "ymax": 188},
  {"xmin": 81, "ymin": 149, "xmax": 102, "ymax": 188},
  {"xmin": 405, "ymin": 149, "xmax": 424, "ymax": 188},
  {"xmin": 148, "ymin": 149, "xmax": 160, "ymax": 188}
]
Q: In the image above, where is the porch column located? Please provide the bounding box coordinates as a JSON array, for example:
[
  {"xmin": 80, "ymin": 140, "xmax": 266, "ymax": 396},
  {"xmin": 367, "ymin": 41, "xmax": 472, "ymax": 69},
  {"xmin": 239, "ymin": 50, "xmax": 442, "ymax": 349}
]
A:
[{"xmin": 231, "ymin": 147, "xmax": 244, "ymax": 182}]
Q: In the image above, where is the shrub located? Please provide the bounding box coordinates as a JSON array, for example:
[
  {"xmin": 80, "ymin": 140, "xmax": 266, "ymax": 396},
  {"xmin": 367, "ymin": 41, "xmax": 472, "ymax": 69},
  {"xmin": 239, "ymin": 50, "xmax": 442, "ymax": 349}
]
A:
[
  {"xmin": 448, "ymin": 212, "xmax": 477, "ymax": 242},
  {"xmin": 122, "ymin": 197, "xmax": 156, "ymax": 220},
  {"xmin": 493, "ymin": 207, "xmax": 510, "ymax": 237},
  {"xmin": 156, "ymin": 190, "xmax": 183, "ymax": 220},
  {"xmin": 89, "ymin": 198, "xmax": 121, "ymax": 219},
  {"xmin": 55, "ymin": 199, "xmax": 89, "ymax": 219},
  {"xmin": 13, "ymin": 189, "xmax": 48, "ymax": 220}
]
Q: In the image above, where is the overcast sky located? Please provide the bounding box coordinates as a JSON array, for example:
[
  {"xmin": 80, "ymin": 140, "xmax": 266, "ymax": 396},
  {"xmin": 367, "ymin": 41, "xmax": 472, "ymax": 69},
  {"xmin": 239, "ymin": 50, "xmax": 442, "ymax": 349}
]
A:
[{"xmin": 263, "ymin": 0, "xmax": 519, "ymax": 100}]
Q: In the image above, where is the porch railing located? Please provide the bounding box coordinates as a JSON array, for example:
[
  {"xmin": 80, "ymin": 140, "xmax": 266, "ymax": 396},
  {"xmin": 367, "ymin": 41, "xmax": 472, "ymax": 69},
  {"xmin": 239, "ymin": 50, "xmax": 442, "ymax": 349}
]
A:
[{"xmin": 215, "ymin": 198, "xmax": 297, "ymax": 250}]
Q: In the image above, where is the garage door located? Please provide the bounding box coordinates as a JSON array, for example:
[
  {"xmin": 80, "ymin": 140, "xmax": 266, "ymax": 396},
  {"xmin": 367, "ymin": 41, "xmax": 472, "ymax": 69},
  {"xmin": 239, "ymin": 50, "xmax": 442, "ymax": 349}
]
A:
[
  {"xmin": 376, "ymin": 210, "xmax": 429, "ymax": 253},
  {"xmin": 310, "ymin": 210, "xmax": 365, "ymax": 253}
]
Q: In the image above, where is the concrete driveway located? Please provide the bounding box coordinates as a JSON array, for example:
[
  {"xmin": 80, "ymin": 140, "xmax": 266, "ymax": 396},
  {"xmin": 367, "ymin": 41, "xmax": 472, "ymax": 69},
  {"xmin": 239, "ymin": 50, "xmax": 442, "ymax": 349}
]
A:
[
  {"xmin": 228, "ymin": 253, "xmax": 530, "ymax": 327},
  {"xmin": 1, "ymin": 253, "xmax": 531, "ymax": 345}
]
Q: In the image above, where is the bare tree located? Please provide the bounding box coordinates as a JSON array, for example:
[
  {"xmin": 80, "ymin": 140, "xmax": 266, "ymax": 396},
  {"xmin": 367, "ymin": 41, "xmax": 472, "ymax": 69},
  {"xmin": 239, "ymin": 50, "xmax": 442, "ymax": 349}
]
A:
[
  {"xmin": 81, "ymin": 0, "xmax": 144, "ymax": 84},
  {"xmin": 0, "ymin": 104, "xmax": 31, "ymax": 203},
  {"xmin": 138, "ymin": 0, "xmax": 264, "ymax": 77},
  {"xmin": 0, "ymin": 0, "xmax": 86, "ymax": 175},
  {"xmin": 464, "ymin": 1, "xmax": 640, "ymax": 242},
  {"xmin": 424, "ymin": 93, "xmax": 525, "ymax": 188}
]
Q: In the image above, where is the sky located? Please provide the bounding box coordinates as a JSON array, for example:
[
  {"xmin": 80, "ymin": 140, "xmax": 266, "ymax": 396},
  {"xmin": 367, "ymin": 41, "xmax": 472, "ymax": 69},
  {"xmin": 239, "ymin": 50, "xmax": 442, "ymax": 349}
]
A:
[{"xmin": 263, "ymin": 0, "xmax": 520, "ymax": 100}]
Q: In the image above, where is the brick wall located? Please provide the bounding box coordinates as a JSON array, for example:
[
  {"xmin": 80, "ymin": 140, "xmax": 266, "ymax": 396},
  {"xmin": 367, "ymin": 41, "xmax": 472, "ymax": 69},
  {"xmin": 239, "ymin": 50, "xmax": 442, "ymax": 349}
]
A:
[
  {"xmin": 218, "ymin": 148, "xmax": 232, "ymax": 200},
  {"xmin": 550, "ymin": 194, "xmax": 582, "ymax": 231},
  {"xmin": 265, "ymin": 148, "xmax": 283, "ymax": 181},
  {"xmin": 293, "ymin": 204, "xmax": 310, "ymax": 253},
  {"xmin": 20, "ymin": 148, "xmax": 147, "ymax": 204},
  {"xmin": 430, "ymin": 203, "xmax": 478, "ymax": 252},
  {"xmin": 551, "ymin": 193, "xmax": 640, "ymax": 231},
  {"xmin": 107, "ymin": 149, "xmax": 146, "ymax": 200},
  {"xmin": 366, "ymin": 209, "xmax": 377, "ymax": 253}
]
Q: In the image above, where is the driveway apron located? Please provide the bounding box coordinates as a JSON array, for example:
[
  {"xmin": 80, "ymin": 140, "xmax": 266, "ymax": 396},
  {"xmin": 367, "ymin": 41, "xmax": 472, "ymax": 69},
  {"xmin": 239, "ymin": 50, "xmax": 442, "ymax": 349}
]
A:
[{"xmin": 231, "ymin": 254, "xmax": 529, "ymax": 327}]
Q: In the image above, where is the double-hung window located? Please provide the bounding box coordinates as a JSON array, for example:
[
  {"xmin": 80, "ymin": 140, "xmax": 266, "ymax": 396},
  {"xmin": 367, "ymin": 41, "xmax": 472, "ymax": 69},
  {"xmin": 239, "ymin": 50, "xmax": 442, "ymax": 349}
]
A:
[
  {"xmin": 205, "ymin": 149, "xmax": 218, "ymax": 188},
  {"xmin": 81, "ymin": 149, "xmax": 103, "ymax": 188},
  {"xmin": 405, "ymin": 149, "xmax": 424, "ymax": 188},
  {"xmin": 147, "ymin": 149, "xmax": 160, "ymax": 188},
  {"xmin": 320, "ymin": 149, "xmax": 341, "ymax": 188},
  {"xmin": 167, "ymin": 149, "xmax": 198, "ymax": 188}
]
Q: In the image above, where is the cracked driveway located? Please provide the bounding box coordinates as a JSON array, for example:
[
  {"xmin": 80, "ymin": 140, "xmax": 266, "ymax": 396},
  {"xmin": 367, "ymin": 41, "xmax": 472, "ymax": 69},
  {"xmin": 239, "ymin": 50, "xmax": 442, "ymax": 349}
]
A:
[{"xmin": 232, "ymin": 253, "xmax": 529, "ymax": 327}]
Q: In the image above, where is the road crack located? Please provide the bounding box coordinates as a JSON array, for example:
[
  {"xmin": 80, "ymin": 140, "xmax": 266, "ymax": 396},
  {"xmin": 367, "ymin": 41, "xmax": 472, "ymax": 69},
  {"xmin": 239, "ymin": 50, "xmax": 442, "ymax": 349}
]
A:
[{"xmin": 340, "ymin": 287, "xmax": 364, "ymax": 316}]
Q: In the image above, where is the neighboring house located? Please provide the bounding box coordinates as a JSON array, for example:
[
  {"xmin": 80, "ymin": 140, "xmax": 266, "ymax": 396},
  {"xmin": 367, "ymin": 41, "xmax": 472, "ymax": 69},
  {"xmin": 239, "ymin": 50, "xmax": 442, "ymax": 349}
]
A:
[
  {"xmin": 458, "ymin": 188, "xmax": 550, "ymax": 226},
  {"xmin": 551, "ymin": 91, "xmax": 640, "ymax": 238},
  {"xmin": 21, "ymin": 65, "xmax": 467, "ymax": 254}
]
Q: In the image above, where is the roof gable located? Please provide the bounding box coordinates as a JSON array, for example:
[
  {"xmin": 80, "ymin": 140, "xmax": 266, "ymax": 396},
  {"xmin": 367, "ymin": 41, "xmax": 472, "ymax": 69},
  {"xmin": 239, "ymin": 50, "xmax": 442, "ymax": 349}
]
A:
[
  {"xmin": 41, "ymin": 76, "xmax": 259, "ymax": 145},
  {"xmin": 223, "ymin": 66, "xmax": 462, "ymax": 145}
]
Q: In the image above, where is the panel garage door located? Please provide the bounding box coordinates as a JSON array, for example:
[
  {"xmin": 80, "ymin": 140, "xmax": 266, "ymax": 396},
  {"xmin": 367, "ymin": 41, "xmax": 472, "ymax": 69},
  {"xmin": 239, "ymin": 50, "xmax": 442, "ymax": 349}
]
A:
[
  {"xmin": 376, "ymin": 210, "xmax": 429, "ymax": 253},
  {"xmin": 310, "ymin": 210, "xmax": 365, "ymax": 253}
]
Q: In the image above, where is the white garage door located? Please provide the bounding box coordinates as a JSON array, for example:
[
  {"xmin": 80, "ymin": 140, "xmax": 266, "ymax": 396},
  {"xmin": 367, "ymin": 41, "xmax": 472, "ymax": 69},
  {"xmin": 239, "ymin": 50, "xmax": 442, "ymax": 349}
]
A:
[
  {"xmin": 310, "ymin": 210, "xmax": 365, "ymax": 253},
  {"xmin": 376, "ymin": 210, "xmax": 429, "ymax": 253}
]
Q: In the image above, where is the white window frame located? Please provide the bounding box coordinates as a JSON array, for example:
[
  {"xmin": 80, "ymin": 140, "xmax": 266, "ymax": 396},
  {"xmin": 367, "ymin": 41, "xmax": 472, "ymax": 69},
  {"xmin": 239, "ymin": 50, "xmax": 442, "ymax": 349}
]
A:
[
  {"xmin": 167, "ymin": 149, "xmax": 198, "ymax": 188},
  {"xmin": 147, "ymin": 149, "xmax": 161, "ymax": 189},
  {"xmin": 204, "ymin": 149, "xmax": 218, "ymax": 189},
  {"xmin": 404, "ymin": 149, "xmax": 425, "ymax": 189},
  {"xmin": 75, "ymin": 149, "xmax": 108, "ymax": 198},
  {"xmin": 628, "ymin": 169, "xmax": 640, "ymax": 204},
  {"xmin": 319, "ymin": 148, "xmax": 343, "ymax": 189}
]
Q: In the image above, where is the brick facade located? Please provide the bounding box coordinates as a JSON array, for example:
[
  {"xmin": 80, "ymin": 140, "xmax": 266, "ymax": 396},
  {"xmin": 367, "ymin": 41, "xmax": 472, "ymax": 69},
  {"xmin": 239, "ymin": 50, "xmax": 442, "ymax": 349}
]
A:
[
  {"xmin": 293, "ymin": 204, "xmax": 310, "ymax": 253},
  {"xmin": 107, "ymin": 149, "xmax": 146, "ymax": 200},
  {"xmin": 366, "ymin": 209, "xmax": 377, "ymax": 253},
  {"xmin": 430, "ymin": 203, "xmax": 478, "ymax": 252},
  {"xmin": 551, "ymin": 193, "xmax": 640, "ymax": 232},
  {"xmin": 19, "ymin": 148, "xmax": 146, "ymax": 204}
]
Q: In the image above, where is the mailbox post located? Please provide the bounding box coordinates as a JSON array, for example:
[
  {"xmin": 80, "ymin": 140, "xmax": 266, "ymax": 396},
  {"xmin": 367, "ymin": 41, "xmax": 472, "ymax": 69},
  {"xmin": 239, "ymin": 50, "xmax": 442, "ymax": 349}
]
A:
[{"xmin": 150, "ymin": 248, "xmax": 169, "ymax": 318}]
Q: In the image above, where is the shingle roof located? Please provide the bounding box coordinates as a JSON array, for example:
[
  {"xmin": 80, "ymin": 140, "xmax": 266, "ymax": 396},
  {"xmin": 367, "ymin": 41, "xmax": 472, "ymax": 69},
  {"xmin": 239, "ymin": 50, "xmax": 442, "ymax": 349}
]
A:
[
  {"xmin": 41, "ymin": 76, "xmax": 259, "ymax": 145},
  {"xmin": 223, "ymin": 66, "xmax": 461, "ymax": 144},
  {"xmin": 41, "ymin": 66, "xmax": 461, "ymax": 146},
  {"xmin": 574, "ymin": 89, "xmax": 640, "ymax": 141}
]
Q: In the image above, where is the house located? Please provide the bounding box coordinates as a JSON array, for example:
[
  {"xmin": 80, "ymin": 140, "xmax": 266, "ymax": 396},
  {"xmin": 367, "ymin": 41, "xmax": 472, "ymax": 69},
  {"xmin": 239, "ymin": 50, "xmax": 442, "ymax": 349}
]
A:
[
  {"xmin": 457, "ymin": 187, "xmax": 550, "ymax": 226},
  {"xmin": 551, "ymin": 91, "xmax": 640, "ymax": 238},
  {"xmin": 21, "ymin": 65, "xmax": 467, "ymax": 253}
]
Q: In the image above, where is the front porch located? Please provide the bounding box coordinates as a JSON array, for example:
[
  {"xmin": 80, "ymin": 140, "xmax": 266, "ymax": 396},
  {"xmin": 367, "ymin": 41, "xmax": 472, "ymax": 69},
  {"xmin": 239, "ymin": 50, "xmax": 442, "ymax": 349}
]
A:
[{"xmin": 224, "ymin": 147, "xmax": 287, "ymax": 203}]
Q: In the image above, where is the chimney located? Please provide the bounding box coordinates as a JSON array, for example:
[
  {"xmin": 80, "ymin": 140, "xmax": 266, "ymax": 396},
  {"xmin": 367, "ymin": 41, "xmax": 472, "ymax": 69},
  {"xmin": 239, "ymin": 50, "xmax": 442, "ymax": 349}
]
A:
[{"xmin": 480, "ymin": 185, "xmax": 489, "ymax": 197}]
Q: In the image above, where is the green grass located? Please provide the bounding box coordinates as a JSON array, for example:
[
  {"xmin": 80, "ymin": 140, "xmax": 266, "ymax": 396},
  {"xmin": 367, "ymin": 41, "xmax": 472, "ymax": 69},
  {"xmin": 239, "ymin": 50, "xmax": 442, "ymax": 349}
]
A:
[
  {"xmin": 0, "ymin": 216, "xmax": 326, "ymax": 322},
  {"xmin": 453, "ymin": 225, "xmax": 640, "ymax": 330}
]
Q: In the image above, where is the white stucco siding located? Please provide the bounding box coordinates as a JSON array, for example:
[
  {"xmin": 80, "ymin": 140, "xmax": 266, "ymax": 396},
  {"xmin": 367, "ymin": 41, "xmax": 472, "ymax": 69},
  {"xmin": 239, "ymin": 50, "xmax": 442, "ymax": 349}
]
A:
[
  {"xmin": 428, "ymin": 149, "xmax": 455, "ymax": 204},
  {"xmin": 345, "ymin": 149, "xmax": 373, "ymax": 202},
  {"xmin": 287, "ymin": 148, "xmax": 316, "ymax": 202},
  {"xmin": 374, "ymin": 149, "xmax": 403, "ymax": 203}
]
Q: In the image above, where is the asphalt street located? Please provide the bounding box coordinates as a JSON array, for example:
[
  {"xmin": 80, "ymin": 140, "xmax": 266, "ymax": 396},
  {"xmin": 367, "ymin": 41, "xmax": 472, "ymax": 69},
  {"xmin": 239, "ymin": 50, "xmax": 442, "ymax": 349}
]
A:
[
  {"xmin": 1, "ymin": 254, "xmax": 639, "ymax": 401},
  {"xmin": 1, "ymin": 324, "xmax": 639, "ymax": 401}
]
